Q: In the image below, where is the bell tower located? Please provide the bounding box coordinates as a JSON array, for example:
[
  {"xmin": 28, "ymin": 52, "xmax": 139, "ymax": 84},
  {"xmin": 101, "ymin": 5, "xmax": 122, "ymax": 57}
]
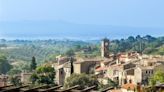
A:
[{"xmin": 101, "ymin": 38, "xmax": 110, "ymax": 58}]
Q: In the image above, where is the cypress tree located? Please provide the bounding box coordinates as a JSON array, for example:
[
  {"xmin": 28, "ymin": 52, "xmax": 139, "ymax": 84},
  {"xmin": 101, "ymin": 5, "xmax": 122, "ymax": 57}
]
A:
[{"xmin": 30, "ymin": 56, "xmax": 37, "ymax": 71}]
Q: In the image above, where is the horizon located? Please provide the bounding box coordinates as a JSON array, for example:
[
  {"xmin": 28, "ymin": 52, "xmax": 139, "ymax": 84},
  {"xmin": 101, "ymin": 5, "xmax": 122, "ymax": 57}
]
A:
[
  {"xmin": 0, "ymin": 0, "xmax": 164, "ymax": 39},
  {"xmin": 0, "ymin": 34, "xmax": 163, "ymax": 41}
]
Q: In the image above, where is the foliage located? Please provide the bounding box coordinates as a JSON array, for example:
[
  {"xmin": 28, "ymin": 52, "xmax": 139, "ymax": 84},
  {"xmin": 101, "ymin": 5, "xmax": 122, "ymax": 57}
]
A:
[
  {"xmin": 98, "ymin": 78, "xmax": 118, "ymax": 91},
  {"xmin": 10, "ymin": 76, "xmax": 22, "ymax": 86},
  {"xmin": 149, "ymin": 70, "xmax": 164, "ymax": 86},
  {"xmin": 30, "ymin": 65, "xmax": 55, "ymax": 85},
  {"xmin": 65, "ymin": 49, "xmax": 75, "ymax": 57},
  {"xmin": 107, "ymin": 78, "xmax": 118, "ymax": 88},
  {"xmin": 21, "ymin": 63, "xmax": 31, "ymax": 72},
  {"xmin": 0, "ymin": 55, "xmax": 12, "ymax": 74},
  {"xmin": 0, "ymin": 40, "xmax": 91, "ymax": 64},
  {"xmin": 109, "ymin": 35, "xmax": 164, "ymax": 55},
  {"xmin": 7, "ymin": 68, "xmax": 22, "ymax": 75},
  {"xmin": 30, "ymin": 56, "xmax": 37, "ymax": 71},
  {"xmin": 47, "ymin": 54, "xmax": 58, "ymax": 61},
  {"xmin": 145, "ymin": 70, "xmax": 164, "ymax": 92},
  {"xmin": 30, "ymin": 73, "xmax": 39, "ymax": 84},
  {"xmin": 98, "ymin": 82, "xmax": 110, "ymax": 91},
  {"xmin": 0, "ymin": 35, "xmax": 163, "ymax": 73},
  {"xmin": 64, "ymin": 73, "xmax": 99, "ymax": 89}
]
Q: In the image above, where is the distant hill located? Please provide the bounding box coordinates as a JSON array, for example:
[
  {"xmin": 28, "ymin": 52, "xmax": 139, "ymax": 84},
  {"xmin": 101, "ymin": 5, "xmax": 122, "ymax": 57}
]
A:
[
  {"xmin": 0, "ymin": 35, "xmax": 163, "ymax": 74},
  {"xmin": 0, "ymin": 21, "xmax": 164, "ymax": 40},
  {"xmin": 109, "ymin": 35, "xmax": 164, "ymax": 55},
  {"xmin": 0, "ymin": 35, "xmax": 163, "ymax": 64}
]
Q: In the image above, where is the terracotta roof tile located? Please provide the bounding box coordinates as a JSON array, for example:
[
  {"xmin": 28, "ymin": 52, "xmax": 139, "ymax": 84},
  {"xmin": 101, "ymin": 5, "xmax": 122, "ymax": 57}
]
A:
[{"xmin": 122, "ymin": 83, "xmax": 136, "ymax": 90}]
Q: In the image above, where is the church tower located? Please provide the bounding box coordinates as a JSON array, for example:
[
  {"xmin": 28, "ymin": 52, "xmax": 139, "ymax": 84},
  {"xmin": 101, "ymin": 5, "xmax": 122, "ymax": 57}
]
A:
[{"xmin": 101, "ymin": 38, "xmax": 110, "ymax": 58}]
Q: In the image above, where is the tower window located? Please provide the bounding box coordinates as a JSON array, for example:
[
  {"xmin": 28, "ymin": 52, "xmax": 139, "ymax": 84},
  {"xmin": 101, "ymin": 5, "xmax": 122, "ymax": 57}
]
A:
[{"xmin": 60, "ymin": 71, "xmax": 63, "ymax": 74}]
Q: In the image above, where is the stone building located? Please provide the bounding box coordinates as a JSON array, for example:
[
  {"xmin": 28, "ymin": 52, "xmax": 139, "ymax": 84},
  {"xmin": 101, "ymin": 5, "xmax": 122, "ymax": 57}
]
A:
[
  {"xmin": 74, "ymin": 59, "xmax": 100, "ymax": 74},
  {"xmin": 56, "ymin": 62, "xmax": 72, "ymax": 85},
  {"xmin": 55, "ymin": 57, "xmax": 73, "ymax": 85},
  {"xmin": 106, "ymin": 64, "xmax": 124, "ymax": 85},
  {"xmin": 101, "ymin": 38, "xmax": 110, "ymax": 58},
  {"xmin": 21, "ymin": 73, "xmax": 32, "ymax": 84},
  {"xmin": 134, "ymin": 66, "xmax": 154, "ymax": 85},
  {"xmin": 0, "ymin": 75, "xmax": 8, "ymax": 87},
  {"xmin": 102, "ymin": 57, "xmax": 164, "ymax": 86}
]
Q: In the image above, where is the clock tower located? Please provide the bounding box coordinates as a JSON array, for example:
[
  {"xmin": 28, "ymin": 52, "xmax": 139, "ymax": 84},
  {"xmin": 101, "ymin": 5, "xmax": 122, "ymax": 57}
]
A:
[{"xmin": 101, "ymin": 38, "xmax": 110, "ymax": 58}]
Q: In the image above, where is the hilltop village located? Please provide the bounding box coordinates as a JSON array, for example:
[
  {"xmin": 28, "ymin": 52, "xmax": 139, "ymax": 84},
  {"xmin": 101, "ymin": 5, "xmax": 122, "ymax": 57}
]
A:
[
  {"xmin": 0, "ymin": 38, "xmax": 164, "ymax": 92},
  {"xmin": 53, "ymin": 38, "xmax": 164, "ymax": 92}
]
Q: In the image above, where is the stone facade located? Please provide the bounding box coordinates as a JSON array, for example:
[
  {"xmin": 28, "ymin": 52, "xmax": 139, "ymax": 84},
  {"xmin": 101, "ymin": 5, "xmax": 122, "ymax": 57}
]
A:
[
  {"xmin": 21, "ymin": 73, "xmax": 32, "ymax": 84},
  {"xmin": 74, "ymin": 60, "xmax": 100, "ymax": 74},
  {"xmin": 101, "ymin": 38, "xmax": 110, "ymax": 58},
  {"xmin": 0, "ymin": 75, "xmax": 8, "ymax": 87},
  {"xmin": 56, "ymin": 62, "xmax": 72, "ymax": 85}
]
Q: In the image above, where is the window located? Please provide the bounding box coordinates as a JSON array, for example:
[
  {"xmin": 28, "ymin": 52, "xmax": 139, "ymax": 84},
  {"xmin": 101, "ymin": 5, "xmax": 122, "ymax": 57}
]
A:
[
  {"xmin": 60, "ymin": 68, "xmax": 64, "ymax": 74},
  {"xmin": 124, "ymin": 79, "xmax": 127, "ymax": 84},
  {"xmin": 113, "ymin": 70, "xmax": 118, "ymax": 76},
  {"xmin": 129, "ymin": 79, "xmax": 132, "ymax": 83},
  {"xmin": 60, "ymin": 71, "xmax": 63, "ymax": 74}
]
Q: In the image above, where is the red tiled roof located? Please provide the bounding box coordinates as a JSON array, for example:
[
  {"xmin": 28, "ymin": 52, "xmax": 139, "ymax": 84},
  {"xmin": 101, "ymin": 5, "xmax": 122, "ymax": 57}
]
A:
[
  {"xmin": 122, "ymin": 83, "xmax": 136, "ymax": 90},
  {"xmin": 95, "ymin": 67, "xmax": 108, "ymax": 71},
  {"xmin": 0, "ymin": 82, "xmax": 5, "ymax": 87}
]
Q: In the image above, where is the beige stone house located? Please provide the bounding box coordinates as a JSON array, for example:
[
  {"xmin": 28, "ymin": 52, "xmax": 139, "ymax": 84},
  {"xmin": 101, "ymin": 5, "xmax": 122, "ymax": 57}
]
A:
[
  {"xmin": 55, "ymin": 57, "xmax": 101, "ymax": 85},
  {"xmin": 56, "ymin": 62, "xmax": 72, "ymax": 85},
  {"xmin": 134, "ymin": 66, "xmax": 154, "ymax": 85},
  {"xmin": 21, "ymin": 72, "xmax": 32, "ymax": 84},
  {"xmin": 55, "ymin": 56, "xmax": 73, "ymax": 85},
  {"xmin": 74, "ymin": 59, "xmax": 100, "ymax": 74}
]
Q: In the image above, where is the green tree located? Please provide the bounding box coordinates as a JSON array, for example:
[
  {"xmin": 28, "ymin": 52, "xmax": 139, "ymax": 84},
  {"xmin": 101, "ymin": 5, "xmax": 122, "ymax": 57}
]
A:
[
  {"xmin": 0, "ymin": 55, "xmax": 12, "ymax": 74},
  {"xmin": 30, "ymin": 73, "xmax": 38, "ymax": 84},
  {"xmin": 75, "ymin": 44, "xmax": 81, "ymax": 51},
  {"xmin": 107, "ymin": 79, "xmax": 118, "ymax": 88},
  {"xmin": 30, "ymin": 65, "xmax": 55, "ymax": 85},
  {"xmin": 10, "ymin": 76, "xmax": 22, "ymax": 86},
  {"xmin": 21, "ymin": 64, "xmax": 31, "ymax": 72},
  {"xmin": 30, "ymin": 56, "xmax": 37, "ymax": 71},
  {"xmin": 149, "ymin": 70, "xmax": 164, "ymax": 86},
  {"xmin": 70, "ymin": 57, "xmax": 74, "ymax": 74},
  {"xmin": 146, "ymin": 70, "xmax": 164, "ymax": 92},
  {"xmin": 7, "ymin": 68, "xmax": 21, "ymax": 76},
  {"xmin": 128, "ymin": 36, "xmax": 135, "ymax": 42},
  {"xmin": 65, "ymin": 49, "xmax": 75, "ymax": 57},
  {"xmin": 64, "ymin": 73, "xmax": 99, "ymax": 89}
]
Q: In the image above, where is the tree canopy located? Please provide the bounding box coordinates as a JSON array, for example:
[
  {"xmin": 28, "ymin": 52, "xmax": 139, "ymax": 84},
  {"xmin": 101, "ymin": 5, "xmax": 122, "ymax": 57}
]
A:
[
  {"xmin": 30, "ymin": 56, "xmax": 37, "ymax": 71},
  {"xmin": 7, "ymin": 68, "xmax": 21, "ymax": 76},
  {"xmin": 109, "ymin": 35, "xmax": 164, "ymax": 55},
  {"xmin": 0, "ymin": 55, "xmax": 12, "ymax": 74},
  {"xmin": 64, "ymin": 73, "xmax": 99, "ymax": 89},
  {"xmin": 30, "ymin": 65, "xmax": 55, "ymax": 85},
  {"xmin": 65, "ymin": 49, "xmax": 75, "ymax": 57},
  {"xmin": 149, "ymin": 70, "xmax": 164, "ymax": 86},
  {"xmin": 10, "ymin": 76, "xmax": 22, "ymax": 86}
]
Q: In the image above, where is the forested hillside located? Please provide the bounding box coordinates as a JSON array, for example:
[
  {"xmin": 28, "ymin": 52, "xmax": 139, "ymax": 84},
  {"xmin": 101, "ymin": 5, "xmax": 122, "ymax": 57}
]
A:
[
  {"xmin": 109, "ymin": 35, "xmax": 164, "ymax": 55},
  {"xmin": 0, "ymin": 35, "xmax": 164, "ymax": 74},
  {"xmin": 0, "ymin": 40, "xmax": 91, "ymax": 63},
  {"xmin": 0, "ymin": 35, "xmax": 163, "ymax": 63},
  {"xmin": 0, "ymin": 35, "xmax": 163, "ymax": 74}
]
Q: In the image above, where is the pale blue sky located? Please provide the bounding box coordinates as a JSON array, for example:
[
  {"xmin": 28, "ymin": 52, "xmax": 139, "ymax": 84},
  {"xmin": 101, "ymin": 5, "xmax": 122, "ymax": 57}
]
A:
[{"xmin": 0, "ymin": 0, "xmax": 164, "ymax": 39}]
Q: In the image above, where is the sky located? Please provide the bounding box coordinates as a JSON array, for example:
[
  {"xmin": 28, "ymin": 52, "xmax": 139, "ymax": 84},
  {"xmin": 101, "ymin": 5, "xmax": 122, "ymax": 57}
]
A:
[{"xmin": 0, "ymin": 0, "xmax": 164, "ymax": 40}]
